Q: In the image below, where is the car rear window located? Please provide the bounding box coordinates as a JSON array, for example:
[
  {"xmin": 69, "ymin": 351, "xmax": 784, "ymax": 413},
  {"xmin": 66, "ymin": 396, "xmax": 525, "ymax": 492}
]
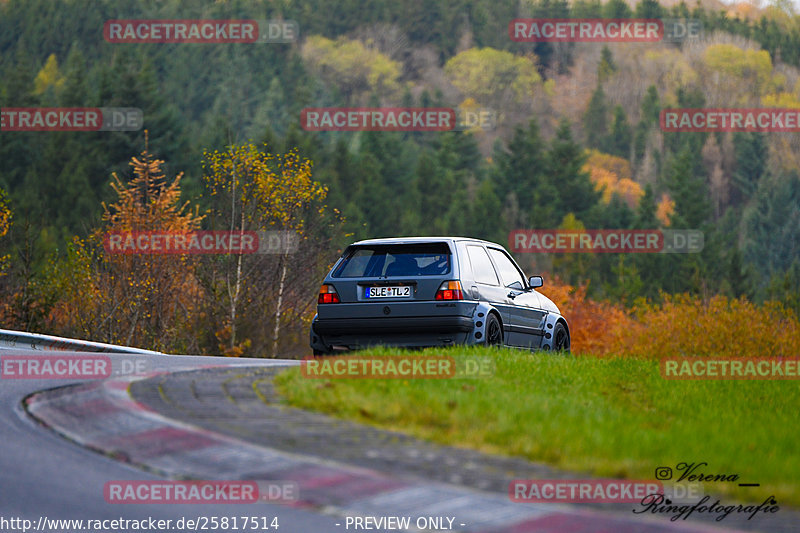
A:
[{"xmin": 332, "ymin": 243, "xmax": 452, "ymax": 278}]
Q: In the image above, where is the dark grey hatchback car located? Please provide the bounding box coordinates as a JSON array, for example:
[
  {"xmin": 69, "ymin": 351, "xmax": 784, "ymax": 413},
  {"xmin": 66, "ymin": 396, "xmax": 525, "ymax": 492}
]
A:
[{"xmin": 309, "ymin": 237, "xmax": 570, "ymax": 354}]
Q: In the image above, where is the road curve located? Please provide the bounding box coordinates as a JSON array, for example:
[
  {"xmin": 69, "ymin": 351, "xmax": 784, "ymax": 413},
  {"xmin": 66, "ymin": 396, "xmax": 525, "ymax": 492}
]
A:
[{"xmin": 0, "ymin": 351, "xmax": 345, "ymax": 532}]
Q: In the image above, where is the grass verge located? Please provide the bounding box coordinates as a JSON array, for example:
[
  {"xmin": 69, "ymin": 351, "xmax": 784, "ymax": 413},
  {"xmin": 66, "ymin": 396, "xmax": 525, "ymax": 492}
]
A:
[{"xmin": 273, "ymin": 346, "xmax": 799, "ymax": 506}]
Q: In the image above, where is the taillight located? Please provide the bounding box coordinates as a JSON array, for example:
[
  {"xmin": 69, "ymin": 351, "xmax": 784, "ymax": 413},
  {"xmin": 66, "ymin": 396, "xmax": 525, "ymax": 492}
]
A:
[
  {"xmin": 435, "ymin": 280, "xmax": 463, "ymax": 300},
  {"xmin": 318, "ymin": 284, "xmax": 340, "ymax": 304}
]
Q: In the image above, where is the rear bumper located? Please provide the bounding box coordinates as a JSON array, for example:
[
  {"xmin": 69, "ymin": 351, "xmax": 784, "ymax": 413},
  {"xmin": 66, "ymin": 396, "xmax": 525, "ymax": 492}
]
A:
[
  {"xmin": 310, "ymin": 303, "xmax": 481, "ymax": 351},
  {"xmin": 313, "ymin": 315, "xmax": 474, "ymax": 335}
]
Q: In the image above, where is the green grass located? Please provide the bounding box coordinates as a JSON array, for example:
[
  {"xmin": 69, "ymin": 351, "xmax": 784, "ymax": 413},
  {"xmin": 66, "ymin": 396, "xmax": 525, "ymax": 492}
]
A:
[{"xmin": 273, "ymin": 346, "xmax": 800, "ymax": 506}]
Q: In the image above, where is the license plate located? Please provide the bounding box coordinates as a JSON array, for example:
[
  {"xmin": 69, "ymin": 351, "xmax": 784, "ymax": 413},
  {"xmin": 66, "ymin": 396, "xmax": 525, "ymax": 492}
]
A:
[{"xmin": 365, "ymin": 286, "xmax": 412, "ymax": 299}]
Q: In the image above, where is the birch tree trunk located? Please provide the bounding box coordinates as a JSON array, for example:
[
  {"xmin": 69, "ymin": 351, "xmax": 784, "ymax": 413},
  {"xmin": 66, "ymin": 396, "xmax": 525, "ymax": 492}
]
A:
[{"xmin": 271, "ymin": 250, "xmax": 288, "ymax": 357}]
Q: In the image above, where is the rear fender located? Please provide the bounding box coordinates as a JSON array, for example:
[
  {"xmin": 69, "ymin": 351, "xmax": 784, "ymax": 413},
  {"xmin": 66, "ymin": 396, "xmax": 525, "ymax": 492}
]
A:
[
  {"xmin": 539, "ymin": 313, "xmax": 567, "ymax": 350},
  {"xmin": 468, "ymin": 301, "xmax": 500, "ymax": 345}
]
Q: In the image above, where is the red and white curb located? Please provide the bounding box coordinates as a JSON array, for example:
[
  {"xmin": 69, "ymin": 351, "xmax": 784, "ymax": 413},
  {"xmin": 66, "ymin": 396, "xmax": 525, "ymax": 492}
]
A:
[{"xmin": 25, "ymin": 373, "xmax": 740, "ymax": 533}]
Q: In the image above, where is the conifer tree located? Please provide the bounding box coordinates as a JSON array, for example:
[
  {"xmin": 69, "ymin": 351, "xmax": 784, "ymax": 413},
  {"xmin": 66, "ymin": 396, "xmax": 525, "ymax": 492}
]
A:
[
  {"xmin": 493, "ymin": 119, "xmax": 547, "ymax": 209},
  {"xmin": 731, "ymin": 132, "xmax": 767, "ymax": 204},
  {"xmin": 605, "ymin": 105, "xmax": 632, "ymax": 159},
  {"xmin": 547, "ymin": 119, "xmax": 601, "ymax": 224},
  {"xmin": 667, "ymin": 147, "xmax": 711, "ymax": 229},
  {"xmin": 584, "ymin": 84, "xmax": 609, "ymax": 151}
]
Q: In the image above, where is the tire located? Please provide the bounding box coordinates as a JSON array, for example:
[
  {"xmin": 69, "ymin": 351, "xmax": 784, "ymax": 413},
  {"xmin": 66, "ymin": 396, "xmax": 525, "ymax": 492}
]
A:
[
  {"xmin": 553, "ymin": 322, "xmax": 570, "ymax": 352},
  {"xmin": 485, "ymin": 313, "xmax": 503, "ymax": 346},
  {"xmin": 312, "ymin": 349, "xmax": 326, "ymax": 356}
]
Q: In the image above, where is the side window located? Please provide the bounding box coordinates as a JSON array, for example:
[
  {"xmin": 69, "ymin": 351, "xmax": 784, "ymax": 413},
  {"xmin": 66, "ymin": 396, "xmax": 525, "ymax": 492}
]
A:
[
  {"xmin": 488, "ymin": 248, "xmax": 525, "ymax": 288},
  {"xmin": 467, "ymin": 245, "xmax": 499, "ymax": 286},
  {"xmin": 457, "ymin": 244, "xmax": 473, "ymax": 281}
]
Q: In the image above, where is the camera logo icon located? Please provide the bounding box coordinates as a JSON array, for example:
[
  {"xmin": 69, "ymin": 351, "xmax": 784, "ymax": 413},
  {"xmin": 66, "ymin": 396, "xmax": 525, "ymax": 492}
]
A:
[{"xmin": 655, "ymin": 467, "xmax": 673, "ymax": 480}]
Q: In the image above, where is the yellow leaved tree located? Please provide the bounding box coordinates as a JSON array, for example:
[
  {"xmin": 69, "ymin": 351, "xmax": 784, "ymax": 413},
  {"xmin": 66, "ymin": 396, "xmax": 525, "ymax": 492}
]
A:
[
  {"xmin": 0, "ymin": 188, "xmax": 11, "ymax": 320},
  {"xmin": 202, "ymin": 144, "xmax": 339, "ymax": 357},
  {"xmin": 33, "ymin": 54, "xmax": 65, "ymax": 95},
  {"xmin": 301, "ymin": 35, "xmax": 401, "ymax": 102},
  {"xmin": 0, "ymin": 188, "xmax": 10, "ymax": 267},
  {"xmin": 445, "ymin": 48, "xmax": 541, "ymax": 113},
  {"xmin": 703, "ymin": 44, "xmax": 777, "ymax": 102}
]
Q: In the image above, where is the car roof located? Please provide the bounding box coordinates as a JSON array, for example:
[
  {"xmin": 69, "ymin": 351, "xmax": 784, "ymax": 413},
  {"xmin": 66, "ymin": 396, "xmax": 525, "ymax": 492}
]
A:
[{"xmin": 350, "ymin": 236, "xmax": 505, "ymax": 248}]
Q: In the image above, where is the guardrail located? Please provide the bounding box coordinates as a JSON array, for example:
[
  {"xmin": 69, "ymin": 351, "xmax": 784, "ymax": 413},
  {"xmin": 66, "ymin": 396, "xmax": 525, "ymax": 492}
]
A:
[{"xmin": 0, "ymin": 328, "xmax": 163, "ymax": 355}]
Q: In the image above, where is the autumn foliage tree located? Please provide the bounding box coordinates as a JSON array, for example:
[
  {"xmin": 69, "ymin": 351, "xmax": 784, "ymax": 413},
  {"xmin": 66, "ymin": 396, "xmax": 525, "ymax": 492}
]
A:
[
  {"xmin": 540, "ymin": 277, "xmax": 800, "ymax": 358},
  {"xmin": 0, "ymin": 188, "xmax": 11, "ymax": 320},
  {"xmin": 200, "ymin": 144, "xmax": 341, "ymax": 357},
  {"xmin": 301, "ymin": 35, "xmax": 401, "ymax": 102},
  {"xmin": 445, "ymin": 48, "xmax": 541, "ymax": 113},
  {"xmin": 99, "ymin": 142, "xmax": 203, "ymax": 350},
  {"xmin": 583, "ymin": 150, "xmax": 643, "ymax": 209},
  {"xmin": 0, "ymin": 188, "xmax": 10, "ymax": 270},
  {"xmin": 48, "ymin": 136, "xmax": 203, "ymax": 351}
]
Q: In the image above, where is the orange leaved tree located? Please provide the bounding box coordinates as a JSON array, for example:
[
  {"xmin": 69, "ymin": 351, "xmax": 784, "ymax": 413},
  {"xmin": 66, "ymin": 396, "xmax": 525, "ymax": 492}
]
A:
[{"xmin": 48, "ymin": 136, "xmax": 203, "ymax": 352}]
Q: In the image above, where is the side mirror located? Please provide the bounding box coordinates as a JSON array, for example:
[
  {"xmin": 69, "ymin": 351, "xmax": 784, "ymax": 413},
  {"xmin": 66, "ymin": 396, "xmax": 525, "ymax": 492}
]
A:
[{"xmin": 529, "ymin": 275, "xmax": 543, "ymax": 288}]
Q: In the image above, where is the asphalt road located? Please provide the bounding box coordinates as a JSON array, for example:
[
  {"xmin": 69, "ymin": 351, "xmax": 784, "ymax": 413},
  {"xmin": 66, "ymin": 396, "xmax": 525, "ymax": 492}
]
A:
[{"xmin": 0, "ymin": 350, "xmax": 348, "ymax": 533}]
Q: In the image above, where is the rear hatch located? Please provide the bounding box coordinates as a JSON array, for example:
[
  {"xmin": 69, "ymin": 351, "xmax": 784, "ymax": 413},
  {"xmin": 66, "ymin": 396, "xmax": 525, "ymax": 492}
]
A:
[{"xmin": 318, "ymin": 242, "xmax": 461, "ymax": 319}]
